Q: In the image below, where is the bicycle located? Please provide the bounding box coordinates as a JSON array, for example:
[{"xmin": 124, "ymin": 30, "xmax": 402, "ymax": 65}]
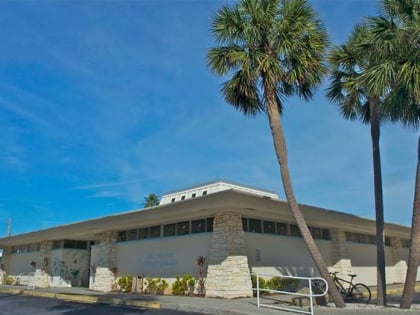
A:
[{"xmin": 329, "ymin": 272, "xmax": 371, "ymax": 304}]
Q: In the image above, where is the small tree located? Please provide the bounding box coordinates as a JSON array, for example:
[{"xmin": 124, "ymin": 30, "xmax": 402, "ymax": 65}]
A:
[{"xmin": 143, "ymin": 193, "xmax": 160, "ymax": 208}]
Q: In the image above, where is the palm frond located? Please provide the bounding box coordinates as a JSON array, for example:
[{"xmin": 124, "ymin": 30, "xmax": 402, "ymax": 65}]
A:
[{"xmin": 221, "ymin": 70, "xmax": 264, "ymax": 116}]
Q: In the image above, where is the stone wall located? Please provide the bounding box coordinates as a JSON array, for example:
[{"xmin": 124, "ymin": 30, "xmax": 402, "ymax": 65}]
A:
[
  {"xmin": 206, "ymin": 212, "xmax": 253, "ymax": 298},
  {"xmin": 92, "ymin": 232, "xmax": 118, "ymax": 292}
]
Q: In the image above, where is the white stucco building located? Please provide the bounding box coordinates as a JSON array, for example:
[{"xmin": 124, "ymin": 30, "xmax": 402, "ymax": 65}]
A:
[{"xmin": 0, "ymin": 180, "xmax": 417, "ymax": 297}]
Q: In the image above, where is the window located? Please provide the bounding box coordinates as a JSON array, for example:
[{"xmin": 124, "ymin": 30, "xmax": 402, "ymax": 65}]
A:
[
  {"xmin": 52, "ymin": 240, "xmax": 63, "ymax": 249},
  {"xmin": 401, "ymin": 239, "xmax": 410, "ymax": 248},
  {"xmin": 310, "ymin": 227, "xmax": 322, "ymax": 239},
  {"xmin": 181, "ymin": 195, "xmax": 186, "ymax": 200},
  {"xmin": 192, "ymin": 193, "xmax": 196, "ymax": 198},
  {"xmin": 163, "ymin": 224, "xmax": 176, "ymax": 237},
  {"xmin": 149, "ymin": 225, "xmax": 161, "ymax": 238},
  {"xmin": 192, "ymin": 219, "xmax": 206, "ymax": 233},
  {"xmin": 28, "ymin": 243, "xmax": 40, "ymax": 252},
  {"xmin": 138, "ymin": 228, "xmax": 149, "ymax": 239},
  {"xmin": 290, "ymin": 224, "xmax": 301, "ymax": 237},
  {"xmin": 242, "ymin": 218, "xmax": 248, "ymax": 231},
  {"xmin": 75, "ymin": 240, "xmax": 88, "ymax": 249},
  {"xmin": 276, "ymin": 223, "xmax": 288, "ymax": 235},
  {"xmin": 206, "ymin": 217, "xmax": 214, "ymax": 232},
  {"xmin": 118, "ymin": 231, "xmax": 127, "ymax": 242},
  {"xmin": 171, "ymin": 198, "xmax": 175, "ymax": 203},
  {"xmin": 321, "ymin": 229, "xmax": 330, "ymax": 240},
  {"xmin": 64, "ymin": 239, "xmax": 76, "ymax": 249},
  {"xmin": 202, "ymin": 191, "xmax": 207, "ymax": 196},
  {"xmin": 127, "ymin": 229, "xmax": 138, "ymax": 241},
  {"xmin": 177, "ymin": 221, "xmax": 190, "ymax": 235},
  {"xmin": 263, "ymin": 221, "xmax": 275, "ymax": 234},
  {"xmin": 385, "ymin": 237, "xmax": 391, "ymax": 247},
  {"xmin": 248, "ymin": 219, "xmax": 262, "ymax": 233}
]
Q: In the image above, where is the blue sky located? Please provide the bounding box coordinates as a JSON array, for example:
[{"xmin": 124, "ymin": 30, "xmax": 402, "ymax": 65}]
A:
[{"xmin": 0, "ymin": 0, "xmax": 417, "ymax": 236}]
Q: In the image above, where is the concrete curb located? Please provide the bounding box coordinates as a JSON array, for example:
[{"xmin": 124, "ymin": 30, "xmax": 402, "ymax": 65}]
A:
[
  {"xmin": 370, "ymin": 285, "xmax": 420, "ymax": 298},
  {"xmin": 0, "ymin": 287, "xmax": 161, "ymax": 310}
]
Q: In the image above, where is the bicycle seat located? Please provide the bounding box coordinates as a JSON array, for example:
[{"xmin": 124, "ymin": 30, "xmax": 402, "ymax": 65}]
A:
[{"xmin": 348, "ymin": 274, "xmax": 357, "ymax": 278}]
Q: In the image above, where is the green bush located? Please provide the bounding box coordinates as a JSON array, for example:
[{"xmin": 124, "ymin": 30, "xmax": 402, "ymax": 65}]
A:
[
  {"xmin": 251, "ymin": 275, "xmax": 299, "ymax": 296},
  {"xmin": 3, "ymin": 275, "xmax": 14, "ymax": 285},
  {"xmin": 172, "ymin": 274, "xmax": 195, "ymax": 296},
  {"xmin": 144, "ymin": 276, "xmax": 168, "ymax": 295},
  {"xmin": 118, "ymin": 275, "xmax": 133, "ymax": 292}
]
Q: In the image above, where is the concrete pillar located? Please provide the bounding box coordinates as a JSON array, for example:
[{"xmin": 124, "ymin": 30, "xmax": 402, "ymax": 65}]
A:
[
  {"xmin": 34, "ymin": 241, "xmax": 53, "ymax": 288},
  {"xmin": 92, "ymin": 231, "xmax": 118, "ymax": 292},
  {"xmin": 390, "ymin": 236, "xmax": 407, "ymax": 283},
  {"xmin": 205, "ymin": 212, "xmax": 253, "ymax": 298},
  {"xmin": 329, "ymin": 229, "xmax": 352, "ymax": 274}
]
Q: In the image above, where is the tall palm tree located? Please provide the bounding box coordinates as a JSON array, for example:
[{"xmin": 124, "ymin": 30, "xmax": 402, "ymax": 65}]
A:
[
  {"xmin": 327, "ymin": 24, "xmax": 388, "ymax": 306},
  {"xmin": 360, "ymin": 0, "xmax": 419, "ymax": 309},
  {"xmin": 207, "ymin": 0, "xmax": 345, "ymax": 307}
]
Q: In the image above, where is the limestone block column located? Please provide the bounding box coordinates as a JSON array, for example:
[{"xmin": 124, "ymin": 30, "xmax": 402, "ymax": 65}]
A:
[
  {"xmin": 35, "ymin": 241, "xmax": 53, "ymax": 288},
  {"xmin": 1, "ymin": 247, "xmax": 11, "ymax": 274},
  {"xmin": 205, "ymin": 212, "xmax": 253, "ymax": 298},
  {"xmin": 390, "ymin": 236, "xmax": 407, "ymax": 283},
  {"xmin": 329, "ymin": 229, "xmax": 352, "ymax": 274},
  {"xmin": 93, "ymin": 231, "xmax": 118, "ymax": 292}
]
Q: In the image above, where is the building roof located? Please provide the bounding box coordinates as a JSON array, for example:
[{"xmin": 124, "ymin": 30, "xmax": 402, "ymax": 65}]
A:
[{"xmin": 0, "ymin": 187, "xmax": 411, "ymax": 247}]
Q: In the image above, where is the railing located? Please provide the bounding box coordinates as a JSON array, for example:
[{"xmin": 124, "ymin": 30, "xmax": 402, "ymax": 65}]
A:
[{"xmin": 254, "ymin": 273, "xmax": 328, "ymax": 315}]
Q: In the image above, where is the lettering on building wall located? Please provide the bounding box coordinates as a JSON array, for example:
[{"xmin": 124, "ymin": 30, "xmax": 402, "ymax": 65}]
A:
[{"xmin": 143, "ymin": 252, "xmax": 177, "ymax": 268}]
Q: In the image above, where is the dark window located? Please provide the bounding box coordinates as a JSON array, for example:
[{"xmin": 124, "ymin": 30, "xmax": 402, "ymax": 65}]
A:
[
  {"xmin": 138, "ymin": 228, "xmax": 149, "ymax": 239},
  {"xmin": 28, "ymin": 243, "xmax": 40, "ymax": 252},
  {"xmin": 150, "ymin": 225, "xmax": 161, "ymax": 238},
  {"xmin": 181, "ymin": 196, "xmax": 186, "ymax": 200},
  {"xmin": 310, "ymin": 227, "xmax": 322, "ymax": 239},
  {"xmin": 367, "ymin": 235, "xmax": 376, "ymax": 245},
  {"xmin": 52, "ymin": 240, "xmax": 63, "ymax": 249},
  {"xmin": 206, "ymin": 218, "xmax": 214, "ymax": 232},
  {"xmin": 75, "ymin": 240, "xmax": 88, "ymax": 249},
  {"xmin": 163, "ymin": 224, "xmax": 176, "ymax": 237},
  {"xmin": 263, "ymin": 221, "xmax": 276, "ymax": 234},
  {"xmin": 290, "ymin": 224, "xmax": 301, "ymax": 237},
  {"xmin": 63, "ymin": 239, "xmax": 76, "ymax": 249},
  {"xmin": 276, "ymin": 223, "xmax": 288, "ymax": 235},
  {"xmin": 171, "ymin": 198, "xmax": 175, "ymax": 203},
  {"xmin": 191, "ymin": 219, "xmax": 206, "ymax": 233},
  {"xmin": 192, "ymin": 193, "xmax": 196, "ymax": 198},
  {"xmin": 321, "ymin": 229, "xmax": 330, "ymax": 240},
  {"xmin": 358, "ymin": 234, "xmax": 367, "ymax": 244},
  {"xmin": 177, "ymin": 221, "xmax": 190, "ymax": 235},
  {"xmin": 127, "ymin": 229, "xmax": 138, "ymax": 241},
  {"xmin": 249, "ymin": 219, "xmax": 262, "ymax": 233},
  {"xmin": 242, "ymin": 218, "xmax": 248, "ymax": 231},
  {"xmin": 401, "ymin": 239, "xmax": 410, "ymax": 248},
  {"xmin": 118, "ymin": 231, "xmax": 127, "ymax": 242},
  {"xmin": 202, "ymin": 191, "xmax": 207, "ymax": 196}
]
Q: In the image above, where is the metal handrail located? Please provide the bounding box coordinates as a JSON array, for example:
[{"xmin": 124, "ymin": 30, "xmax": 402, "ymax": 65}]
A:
[{"xmin": 254, "ymin": 273, "xmax": 328, "ymax": 315}]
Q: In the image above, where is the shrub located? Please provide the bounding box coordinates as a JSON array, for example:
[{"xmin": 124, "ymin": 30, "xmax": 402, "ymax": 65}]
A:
[
  {"xmin": 251, "ymin": 275, "xmax": 299, "ymax": 296},
  {"xmin": 144, "ymin": 276, "xmax": 168, "ymax": 295},
  {"xmin": 3, "ymin": 275, "xmax": 14, "ymax": 285},
  {"xmin": 117, "ymin": 275, "xmax": 133, "ymax": 292},
  {"xmin": 172, "ymin": 274, "xmax": 195, "ymax": 296}
]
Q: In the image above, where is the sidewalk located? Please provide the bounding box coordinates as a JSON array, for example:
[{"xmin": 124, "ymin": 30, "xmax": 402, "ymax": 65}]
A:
[{"xmin": 0, "ymin": 284, "xmax": 419, "ymax": 314}]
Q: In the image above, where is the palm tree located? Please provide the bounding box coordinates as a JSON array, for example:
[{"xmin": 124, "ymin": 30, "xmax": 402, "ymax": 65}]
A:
[
  {"xmin": 207, "ymin": 0, "xmax": 344, "ymax": 307},
  {"xmin": 143, "ymin": 193, "xmax": 160, "ymax": 208},
  {"xmin": 327, "ymin": 24, "xmax": 388, "ymax": 306},
  {"xmin": 360, "ymin": 0, "xmax": 419, "ymax": 309}
]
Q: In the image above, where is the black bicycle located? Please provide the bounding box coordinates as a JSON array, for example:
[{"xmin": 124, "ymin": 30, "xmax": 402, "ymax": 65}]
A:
[{"xmin": 329, "ymin": 272, "xmax": 371, "ymax": 303}]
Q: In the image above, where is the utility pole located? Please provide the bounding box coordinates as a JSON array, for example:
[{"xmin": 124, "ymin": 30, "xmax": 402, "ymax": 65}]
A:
[{"xmin": 7, "ymin": 218, "xmax": 11, "ymax": 237}]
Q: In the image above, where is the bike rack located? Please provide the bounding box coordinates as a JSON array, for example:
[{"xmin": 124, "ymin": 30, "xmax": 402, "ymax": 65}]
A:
[{"xmin": 254, "ymin": 273, "xmax": 328, "ymax": 315}]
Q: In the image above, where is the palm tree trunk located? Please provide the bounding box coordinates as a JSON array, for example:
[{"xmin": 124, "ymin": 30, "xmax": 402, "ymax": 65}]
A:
[
  {"xmin": 400, "ymin": 133, "xmax": 420, "ymax": 309},
  {"xmin": 264, "ymin": 81, "xmax": 345, "ymax": 308},
  {"xmin": 369, "ymin": 98, "xmax": 387, "ymax": 306}
]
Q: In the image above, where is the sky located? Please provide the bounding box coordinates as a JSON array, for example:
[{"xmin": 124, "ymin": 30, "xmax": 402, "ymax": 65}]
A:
[{"xmin": 0, "ymin": 0, "xmax": 417, "ymax": 236}]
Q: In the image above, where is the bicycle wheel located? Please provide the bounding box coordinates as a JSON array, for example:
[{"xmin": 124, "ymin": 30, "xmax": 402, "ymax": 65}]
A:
[{"xmin": 350, "ymin": 283, "xmax": 371, "ymax": 304}]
